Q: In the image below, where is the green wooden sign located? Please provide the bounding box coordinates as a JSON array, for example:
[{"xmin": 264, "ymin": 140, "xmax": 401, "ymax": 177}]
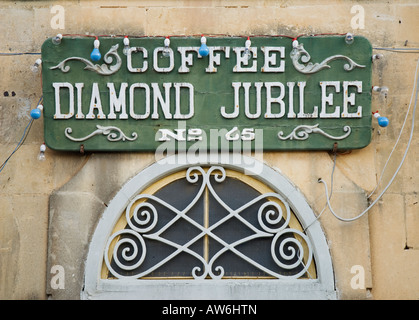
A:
[{"xmin": 41, "ymin": 35, "xmax": 372, "ymax": 152}]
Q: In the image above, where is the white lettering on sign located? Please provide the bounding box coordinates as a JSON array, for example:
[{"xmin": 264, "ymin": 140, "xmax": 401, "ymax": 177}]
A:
[
  {"xmin": 53, "ymin": 81, "xmax": 363, "ymax": 121},
  {"xmin": 75, "ymin": 83, "xmax": 84, "ymax": 119},
  {"xmin": 108, "ymin": 83, "xmax": 128, "ymax": 119},
  {"xmin": 296, "ymin": 82, "xmax": 317, "ymax": 118},
  {"xmin": 177, "ymin": 47, "xmax": 200, "ymax": 73},
  {"xmin": 129, "ymin": 83, "xmax": 150, "ymax": 119},
  {"xmin": 157, "ymin": 127, "xmax": 203, "ymax": 142},
  {"xmin": 153, "ymin": 47, "xmax": 174, "ymax": 72},
  {"xmin": 233, "ymin": 47, "xmax": 258, "ymax": 72},
  {"xmin": 86, "ymin": 83, "xmax": 106, "ymax": 119},
  {"xmin": 318, "ymin": 81, "xmax": 341, "ymax": 118},
  {"xmin": 342, "ymin": 81, "xmax": 363, "ymax": 118},
  {"xmin": 53, "ymin": 82, "xmax": 195, "ymax": 120},
  {"xmin": 265, "ymin": 82, "xmax": 286, "ymax": 118},
  {"xmin": 157, "ymin": 126, "xmax": 256, "ymax": 142},
  {"xmin": 206, "ymin": 46, "xmax": 230, "ymax": 73},
  {"xmin": 127, "ymin": 46, "xmax": 287, "ymax": 74},
  {"xmin": 127, "ymin": 47, "xmax": 148, "ymax": 73},
  {"xmin": 174, "ymin": 82, "xmax": 194, "ymax": 119},
  {"xmin": 53, "ymin": 82, "xmax": 74, "ymax": 119},
  {"xmin": 218, "ymin": 81, "xmax": 360, "ymax": 120},
  {"xmin": 261, "ymin": 46, "xmax": 285, "ymax": 72}
]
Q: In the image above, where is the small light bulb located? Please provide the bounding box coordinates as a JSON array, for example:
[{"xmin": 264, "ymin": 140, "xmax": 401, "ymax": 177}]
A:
[
  {"xmin": 162, "ymin": 37, "xmax": 171, "ymax": 57},
  {"xmin": 123, "ymin": 36, "xmax": 130, "ymax": 55},
  {"xmin": 52, "ymin": 34, "xmax": 62, "ymax": 45},
  {"xmin": 373, "ymin": 111, "xmax": 389, "ymax": 127},
  {"xmin": 378, "ymin": 116, "xmax": 389, "ymax": 127},
  {"xmin": 372, "ymin": 53, "xmax": 384, "ymax": 62},
  {"xmin": 373, "ymin": 86, "xmax": 389, "ymax": 97},
  {"xmin": 199, "ymin": 35, "xmax": 209, "ymax": 57},
  {"xmin": 30, "ymin": 104, "xmax": 43, "ymax": 120},
  {"xmin": 345, "ymin": 32, "xmax": 354, "ymax": 44},
  {"xmin": 90, "ymin": 37, "xmax": 101, "ymax": 62},
  {"xmin": 30, "ymin": 58, "xmax": 42, "ymax": 73},
  {"xmin": 38, "ymin": 143, "xmax": 46, "ymax": 161},
  {"xmin": 242, "ymin": 37, "xmax": 252, "ymax": 61},
  {"xmin": 290, "ymin": 39, "xmax": 300, "ymax": 57}
]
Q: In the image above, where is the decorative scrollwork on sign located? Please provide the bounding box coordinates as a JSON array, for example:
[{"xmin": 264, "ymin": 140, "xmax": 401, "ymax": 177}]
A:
[
  {"xmin": 290, "ymin": 42, "xmax": 365, "ymax": 74},
  {"xmin": 50, "ymin": 44, "xmax": 122, "ymax": 76},
  {"xmin": 104, "ymin": 166, "xmax": 314, "ymax": 280},
  {"xmin": 64, "ymin": 125, "xmax": 138, "ymax": 142},
  {"xmin": 278, "ymin": 124, "xmax": 351, "ymax": 141}
]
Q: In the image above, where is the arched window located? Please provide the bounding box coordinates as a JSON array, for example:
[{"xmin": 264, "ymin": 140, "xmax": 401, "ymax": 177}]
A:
[{"xmin": 82, "ymin": 156, "xmax": 336, "ymax": 299}]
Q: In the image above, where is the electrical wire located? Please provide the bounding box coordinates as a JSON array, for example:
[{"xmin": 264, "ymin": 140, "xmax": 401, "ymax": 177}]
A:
[
  {"xmin": 303, "ymin": 151, "xmax": 337, "ymax": 232},
  {"xmin": 0, "ymin": 96, "xmax": 43, "ymax": 174},
  {"xmin": 59, "ymin": 32, "xmax": 347, "ymax": 40},
  {"xmin": 373, "ymin": 47, "xmax": 419, "ymax": 53},
  {"xmin": 0, "ymin": 52, "xmax": 41, "ymax": 56},
  {"xmin": 368, "ymin": 58, "xmax": 419, "ymax": 198},
  {"xmin": 0, "ymin": 119, "xmax": 33, "ymax": 173},
  {"xmin": 317, "ymin": 57, "xmax": 419, "ymax": 223}
]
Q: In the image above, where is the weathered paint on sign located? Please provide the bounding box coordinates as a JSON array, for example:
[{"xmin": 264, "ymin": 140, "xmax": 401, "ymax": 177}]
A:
[{"xmin": 41, "ymin": 36, "xmax": 372, "ymax": 152}]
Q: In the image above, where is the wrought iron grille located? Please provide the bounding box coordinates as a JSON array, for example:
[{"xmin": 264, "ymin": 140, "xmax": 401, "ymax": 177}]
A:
[{"xmin": 103, "ymin": 166, "xmax": 315, "ymax": 280}]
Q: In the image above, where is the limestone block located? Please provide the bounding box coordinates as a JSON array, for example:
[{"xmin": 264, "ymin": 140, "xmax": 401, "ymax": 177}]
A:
[
  {"xmin": 0, "ymin": 196, "xmax": 19, "ymax": 299},
  {"xmin": 0, "ymin": 194, "xmax": 48, "ymax": 299},
  {"xmin": 46, "ymin": 152, "xmax": 154, "ymax": 299},
  {"xmin": 46, "ymin": 191, "xmax": 105, "ymax": 299}
]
